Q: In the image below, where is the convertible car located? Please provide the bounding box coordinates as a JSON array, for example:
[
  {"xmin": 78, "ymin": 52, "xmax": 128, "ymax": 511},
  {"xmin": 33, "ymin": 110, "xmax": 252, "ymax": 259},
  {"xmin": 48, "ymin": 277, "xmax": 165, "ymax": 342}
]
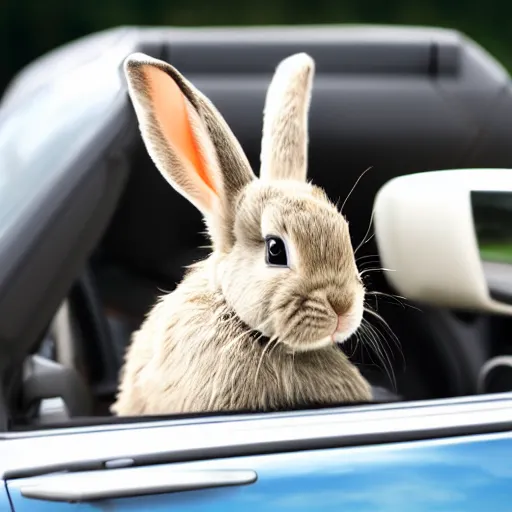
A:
[{"xmin": 0, "ymin": 24, "xmax": 512, "ymax": 511}]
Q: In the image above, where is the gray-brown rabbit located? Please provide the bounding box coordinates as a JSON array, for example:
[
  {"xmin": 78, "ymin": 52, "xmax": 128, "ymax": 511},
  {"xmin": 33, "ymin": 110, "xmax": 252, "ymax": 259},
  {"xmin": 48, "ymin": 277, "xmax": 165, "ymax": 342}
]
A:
[{"xmin": 111, "ymin": 51, "xmax": 372, "ymax": 416}]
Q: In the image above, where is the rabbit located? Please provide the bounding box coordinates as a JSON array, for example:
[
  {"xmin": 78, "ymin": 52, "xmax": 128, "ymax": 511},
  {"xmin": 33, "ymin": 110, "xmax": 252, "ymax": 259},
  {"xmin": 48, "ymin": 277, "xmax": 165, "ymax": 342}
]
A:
[{"xmin": 111, "ymin": 51, "xmax": 372, "ymax": 416}]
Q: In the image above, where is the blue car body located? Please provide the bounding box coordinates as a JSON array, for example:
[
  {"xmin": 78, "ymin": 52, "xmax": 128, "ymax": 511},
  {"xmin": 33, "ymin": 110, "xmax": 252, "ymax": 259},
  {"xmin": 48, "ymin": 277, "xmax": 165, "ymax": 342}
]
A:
[{"xmin": 2, "ymin": 394, "xmax": 512, "ymax": 511}]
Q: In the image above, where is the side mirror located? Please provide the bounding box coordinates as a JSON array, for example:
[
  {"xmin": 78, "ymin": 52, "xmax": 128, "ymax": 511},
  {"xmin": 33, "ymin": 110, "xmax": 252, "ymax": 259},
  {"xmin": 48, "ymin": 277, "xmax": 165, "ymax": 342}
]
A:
[{"xmin": 373, "ymin": 169, "xmax": 512, "ymax": 315}]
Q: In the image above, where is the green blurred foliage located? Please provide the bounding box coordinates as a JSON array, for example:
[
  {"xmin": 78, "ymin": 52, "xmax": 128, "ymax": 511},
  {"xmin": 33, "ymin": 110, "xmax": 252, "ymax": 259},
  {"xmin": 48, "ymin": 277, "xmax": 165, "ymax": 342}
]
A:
[{"xmin": 1, "ymin": 0, "xmax": 511, "ymax": 93}]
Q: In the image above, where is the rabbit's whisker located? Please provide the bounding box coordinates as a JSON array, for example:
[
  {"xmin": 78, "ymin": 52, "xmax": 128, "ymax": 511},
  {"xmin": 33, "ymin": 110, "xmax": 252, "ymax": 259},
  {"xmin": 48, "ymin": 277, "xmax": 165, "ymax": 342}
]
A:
[
  {"xmin": 364, "ymin": 306, "xmax": 403, "ymax": 358},
  {"xmin": 354, "ymin": 208, "xmax": 376, "ymax": 256},
  {"xmin": 358, "ymin": 258, "xmax": 381, "ymax": 265},
  {"xmin": 357, "ymin": 322, "xmax": 381, "ymax": 374},
  {"xmin": 357, "ymin": 232, "xmax": 375, "ymax": 253},
  {"xmin": 366, "ymin": 290, "xmax": 421, "ymax": 312},
  {"xmin": 360, "ymin": 267, "xmax": 395, "ymax": 277},
  {"xmin": 341, "ymin": 166, "xmax": 373, "ymax": 213},
  {"xmin": 358, "ymin": 260, "xmax": 382, "ymax": 272},
  {"xmin": 369, "ymin": 320, "xmax": 397, "ymax": 391},
  {"xmin": 356, "ymin": 254, "xmax": 380, "ymax": 263},
  {"xmin": 344, "ymin": 330, "xmax": 360, "ymax": 359},
  {"xmin": 360, "ymin": 318, "xmax": 397, "ymax": 391},
  {"xmin": 365, "ymin": 315, "xmax": 395, "ymax": 368},
  {"xmin": 156, "ymin": 286, "xmax": 173, "ymax": 294}
]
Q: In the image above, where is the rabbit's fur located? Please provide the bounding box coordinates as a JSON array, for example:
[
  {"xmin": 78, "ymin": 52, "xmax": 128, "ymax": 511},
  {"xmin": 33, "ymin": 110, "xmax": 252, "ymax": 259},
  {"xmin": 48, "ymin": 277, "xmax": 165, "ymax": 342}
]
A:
[{"xmin": 112, "ymin": 52, "xmax": 372, "ymax": 416}]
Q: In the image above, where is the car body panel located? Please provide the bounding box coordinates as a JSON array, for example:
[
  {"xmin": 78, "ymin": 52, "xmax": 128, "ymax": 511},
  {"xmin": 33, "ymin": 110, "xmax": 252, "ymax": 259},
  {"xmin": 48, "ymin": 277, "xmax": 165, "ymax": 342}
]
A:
[
  {"xmin": 1, "ymin": 394, "xmax": 512, "ymax": 478},
  {"xmin": 6, "ymin": 430, "xmax": 512, "ymax": 511},
  {"xmin": 0, "ymin": 483, "xmax": 12, "ymax": 512}
]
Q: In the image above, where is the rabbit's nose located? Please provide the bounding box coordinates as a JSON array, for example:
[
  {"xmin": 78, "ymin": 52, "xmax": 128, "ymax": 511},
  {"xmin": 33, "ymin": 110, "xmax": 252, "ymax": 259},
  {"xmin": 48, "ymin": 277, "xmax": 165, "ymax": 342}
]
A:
[{"xmin": 327, "ymin": 297, "xmax": 351, "ymax": 317}]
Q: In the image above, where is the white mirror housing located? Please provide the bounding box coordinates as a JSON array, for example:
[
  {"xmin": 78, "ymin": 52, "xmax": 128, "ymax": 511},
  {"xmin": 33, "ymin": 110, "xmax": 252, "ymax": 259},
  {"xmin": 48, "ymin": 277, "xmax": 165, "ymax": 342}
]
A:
[{"xmin": 373, "ymin": 168, "xmax": 512, "ymax": 315}]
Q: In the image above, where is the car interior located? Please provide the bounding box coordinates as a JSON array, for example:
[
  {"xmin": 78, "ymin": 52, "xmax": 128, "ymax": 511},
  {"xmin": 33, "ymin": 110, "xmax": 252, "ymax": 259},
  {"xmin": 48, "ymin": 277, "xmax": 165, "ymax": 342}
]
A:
[{"xmin": 1, "ymin": 24, "xmax": 512, "ymax": 430}]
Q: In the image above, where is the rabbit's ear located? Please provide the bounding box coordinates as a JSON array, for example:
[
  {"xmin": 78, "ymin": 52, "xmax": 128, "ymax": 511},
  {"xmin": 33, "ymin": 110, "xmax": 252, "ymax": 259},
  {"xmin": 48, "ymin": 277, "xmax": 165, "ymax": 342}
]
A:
[
  {"xmin": 260, "ymin": 53, "xmax": 315, "ymax": 183},
  {"xmin": 124, "ymin": 53, "xmax": 255, "ymax": 220}
]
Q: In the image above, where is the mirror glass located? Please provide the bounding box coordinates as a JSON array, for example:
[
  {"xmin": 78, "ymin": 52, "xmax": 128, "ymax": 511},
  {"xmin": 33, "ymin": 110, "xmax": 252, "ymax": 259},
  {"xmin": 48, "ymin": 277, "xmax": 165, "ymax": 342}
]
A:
[{"xmin": 471, "ymin": 190, "xmax": 512, "ymax": 304}]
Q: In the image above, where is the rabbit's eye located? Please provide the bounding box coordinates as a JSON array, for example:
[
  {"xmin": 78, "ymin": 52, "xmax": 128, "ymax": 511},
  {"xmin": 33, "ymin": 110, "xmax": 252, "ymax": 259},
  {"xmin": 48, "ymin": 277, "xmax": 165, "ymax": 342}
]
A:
[{"xmin": 265, "ymin": 236, "xmax": 288, "ymax": 267}]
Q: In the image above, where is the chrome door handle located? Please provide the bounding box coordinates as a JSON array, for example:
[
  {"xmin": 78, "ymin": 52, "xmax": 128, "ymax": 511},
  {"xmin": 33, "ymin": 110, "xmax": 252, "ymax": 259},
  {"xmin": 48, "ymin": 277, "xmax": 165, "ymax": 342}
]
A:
[{"xmin": 20, "ymin": 468, "xmax": 258, "ymax": 502}]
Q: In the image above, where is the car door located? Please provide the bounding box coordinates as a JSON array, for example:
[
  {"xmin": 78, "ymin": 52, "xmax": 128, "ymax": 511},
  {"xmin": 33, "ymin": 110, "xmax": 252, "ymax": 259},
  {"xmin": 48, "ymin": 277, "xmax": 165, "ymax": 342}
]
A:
[
  {"xmin": 3, "ymin": 393, "xmax": 512, "ymax": 512},
  {"xmin": 0, "ymin": 486, "xmax": 11, "ymax": 512}
]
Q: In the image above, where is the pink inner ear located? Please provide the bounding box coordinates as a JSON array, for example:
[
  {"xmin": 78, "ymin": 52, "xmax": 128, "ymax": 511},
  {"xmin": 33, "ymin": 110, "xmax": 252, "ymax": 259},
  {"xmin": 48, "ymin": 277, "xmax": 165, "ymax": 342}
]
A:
[{"xmin": 143, "ymin": 65, "xmax": 217, "ymax": 195}]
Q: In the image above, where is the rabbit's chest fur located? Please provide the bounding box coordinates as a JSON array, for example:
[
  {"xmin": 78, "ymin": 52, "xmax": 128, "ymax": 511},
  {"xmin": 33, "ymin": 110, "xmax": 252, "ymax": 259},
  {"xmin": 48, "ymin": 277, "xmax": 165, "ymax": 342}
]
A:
[{"xmin": 113, "ymin": 265, "xmax": 372, "ymax": 416}]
